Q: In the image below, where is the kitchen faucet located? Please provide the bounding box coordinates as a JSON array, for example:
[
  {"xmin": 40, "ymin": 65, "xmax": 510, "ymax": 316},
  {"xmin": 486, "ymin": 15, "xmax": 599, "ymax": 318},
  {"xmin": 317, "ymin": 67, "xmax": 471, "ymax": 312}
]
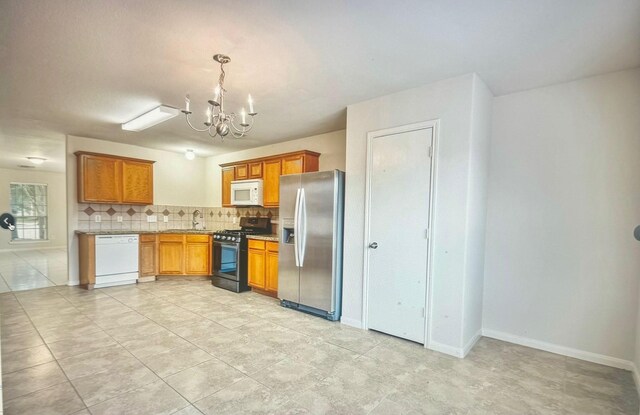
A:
[{"xmin": 192, "ymin": 210, "xmax": 201, "ymax": 229}]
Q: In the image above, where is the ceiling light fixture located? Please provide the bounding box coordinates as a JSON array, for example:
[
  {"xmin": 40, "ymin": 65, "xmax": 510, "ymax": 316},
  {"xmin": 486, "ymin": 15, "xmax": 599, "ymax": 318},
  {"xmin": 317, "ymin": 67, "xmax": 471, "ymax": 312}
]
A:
[
  {"xmin": 122, "ymin": 105, "xmax": 180, "ymax": 132},
  {"xmin": 26, "ymin": 157, "xmax": 46, "ymax": 165},
  {"xmin": 185, "ymin": 149, "xmax": 196, "ymax": 160},
  {"xmin": 182, "ymin": 54, "xmax": 257, "ymax": 140}
]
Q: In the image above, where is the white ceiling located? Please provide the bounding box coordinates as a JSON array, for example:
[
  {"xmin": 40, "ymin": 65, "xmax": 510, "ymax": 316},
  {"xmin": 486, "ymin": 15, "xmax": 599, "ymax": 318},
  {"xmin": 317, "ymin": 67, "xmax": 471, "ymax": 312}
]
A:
[{"xmin": 0, "ymin": 0, "xmax": 638, "ymax": 160}]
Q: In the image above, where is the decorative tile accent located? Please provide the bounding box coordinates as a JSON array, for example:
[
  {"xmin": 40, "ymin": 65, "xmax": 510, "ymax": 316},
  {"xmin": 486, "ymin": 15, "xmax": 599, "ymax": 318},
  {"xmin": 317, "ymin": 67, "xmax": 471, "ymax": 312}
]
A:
[
  {"xmin": 83, "ymin": 206, "xmax": 95, "ymax": 216},
  {"xmin": 218, "ymin": 211, "xmax": 223, "ymax": 217},
  {"xmin": 256, "ymin": 211, "xmax": 262, "ymax": 218},
  {"xmin": 236, "ymin": 211, "xmax": 241, "ymax": 217},
  {"xmin": 106, "ymin": 207, "xmax": 116, "ymax": 216},
  {"xmin": 145, "ymin": 209, "xmax": 154, "ymax": 216},
  {"xmin": 226, "ymin": 211, "xmax": 231, "ymax": 217},
  {"xmin": 267, "ymin": 211, "xmax": 273, "ymax": 218},
  {"xmin": 209, "ymin": 211, "xmax": 214, "ymax": 217},
  {"xmin": 126, "ymin": 208, "xmax": 136, "ymax": 216},
  {"xmin": 163, "ymin": 209, "xmax": 170, "ymax": 216},
  {"xmin": 178, "ymin": 210, "xmax": 185, "ymax": 217}
]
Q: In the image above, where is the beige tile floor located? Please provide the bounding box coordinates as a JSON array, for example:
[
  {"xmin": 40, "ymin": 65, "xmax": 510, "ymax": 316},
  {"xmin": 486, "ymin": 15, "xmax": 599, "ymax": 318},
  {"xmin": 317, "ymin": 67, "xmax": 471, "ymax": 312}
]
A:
[
  {"xmin": 0, "ymin": 249, "xmax": 68, "ymax": 292},
  {"xmin": 1, "ymin": 279, "xmax": 637, "ymax": 415}
]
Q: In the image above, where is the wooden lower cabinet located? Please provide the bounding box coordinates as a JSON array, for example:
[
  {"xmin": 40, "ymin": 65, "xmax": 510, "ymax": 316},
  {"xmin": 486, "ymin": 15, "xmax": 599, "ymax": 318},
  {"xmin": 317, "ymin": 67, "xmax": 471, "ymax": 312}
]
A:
[
  {"xmin": 247, "ymin": 239, "xmax": 278, "ymax": 296},
  {"xmin": 139, "ymin": 234, "xmax": 158, "ymax": 277},
  {"xmin": 157, "ymin": 234, "xmax": 212, "ymax": 276}
]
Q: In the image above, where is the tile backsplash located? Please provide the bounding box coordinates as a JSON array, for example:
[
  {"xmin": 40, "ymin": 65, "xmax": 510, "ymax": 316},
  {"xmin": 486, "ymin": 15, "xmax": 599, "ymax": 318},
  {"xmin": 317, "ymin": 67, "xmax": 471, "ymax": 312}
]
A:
[{"xmin": 77, "ymin": 203, "xmax": 279, "ymax": 234}]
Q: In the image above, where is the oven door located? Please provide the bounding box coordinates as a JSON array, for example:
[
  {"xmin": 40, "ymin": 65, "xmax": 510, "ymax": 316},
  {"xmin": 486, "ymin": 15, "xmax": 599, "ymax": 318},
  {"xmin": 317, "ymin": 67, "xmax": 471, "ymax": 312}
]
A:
[{"xmin": 212, "ymin": 241, "xmax": 240, "ymax": 281}]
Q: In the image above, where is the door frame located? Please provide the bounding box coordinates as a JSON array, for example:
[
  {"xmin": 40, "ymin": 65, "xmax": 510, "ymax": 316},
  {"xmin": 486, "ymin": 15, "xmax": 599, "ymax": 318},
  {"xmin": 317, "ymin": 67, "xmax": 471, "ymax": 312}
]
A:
[{"xmin": 361, "ymin": 119, "xmax": 439, "ymax": 348}]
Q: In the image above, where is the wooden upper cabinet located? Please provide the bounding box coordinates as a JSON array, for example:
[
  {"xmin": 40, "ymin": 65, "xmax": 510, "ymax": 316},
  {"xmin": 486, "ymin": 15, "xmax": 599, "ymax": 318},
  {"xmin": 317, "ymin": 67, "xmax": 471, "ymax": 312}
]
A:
[
  {"xmin": 122, "ymin": 160, "xmax": 153, "ymax": 204},
  {"xmin": 222, "ymin": 167, "xmax": 235, "ymax": 207},
  {"xmin": 75, "ymin": 152, "xmax": 154, "ymax": 205},
  {"xmin": 248, "ymin": 162, "xmax": 263, "ymax": 178},
  {"xmin": 235, "ymin": 164, "xmax": 248, "ymax": 180},
  {"xmin": 77, "ymin": 154, "xmax": 122, "ymax": 203},
  {"xmin": 219, "ymin": 150, "xmax": 320, "ymax": 208},
  {"xmin": 263, "ymin": 159, "xmax": 281, "ymax": 208}
]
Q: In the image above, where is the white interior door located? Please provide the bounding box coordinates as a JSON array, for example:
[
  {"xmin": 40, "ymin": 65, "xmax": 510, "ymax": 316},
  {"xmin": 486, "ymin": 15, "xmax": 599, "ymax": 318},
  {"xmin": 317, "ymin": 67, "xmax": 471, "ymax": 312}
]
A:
[{"xmin": 366, "ymin": 127, "xmax": 433, "ymax": 343}]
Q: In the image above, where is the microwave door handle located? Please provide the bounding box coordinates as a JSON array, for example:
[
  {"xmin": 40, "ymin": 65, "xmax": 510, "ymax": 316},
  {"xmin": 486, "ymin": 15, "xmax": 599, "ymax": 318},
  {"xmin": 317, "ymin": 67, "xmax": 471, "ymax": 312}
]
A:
[
  {"xmin": 299, "ymin": 188, "xmax": 307, "ymax": 267},
  {"xmin": 293, "ymin": 188, "xmax": 301, "ymax": 267}
]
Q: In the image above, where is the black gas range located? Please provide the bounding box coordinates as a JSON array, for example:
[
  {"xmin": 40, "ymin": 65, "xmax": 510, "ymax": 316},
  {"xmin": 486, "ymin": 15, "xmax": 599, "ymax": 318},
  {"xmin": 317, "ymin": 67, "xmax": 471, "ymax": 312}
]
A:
[{"xmin": 211, "ymin": 217, "xmax": 271, "ymax": 292}]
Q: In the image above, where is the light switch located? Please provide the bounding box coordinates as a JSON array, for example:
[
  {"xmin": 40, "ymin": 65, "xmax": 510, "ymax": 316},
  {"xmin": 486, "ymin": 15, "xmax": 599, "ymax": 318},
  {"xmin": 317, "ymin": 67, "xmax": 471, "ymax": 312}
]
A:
[
  {"xmin": 163, "ymin": 216, "xmax": 169, "ymax": 223},
  {"xmin": 117, "ymin": 216, "xmax": 123, "ymax": 223},
  {"xmin": 147, "ymin": 215, "xmax": 157, "ymax": 223},
  {"xmin": 94, "ymin": 215, "xmax": 101, "ymax": 223}
]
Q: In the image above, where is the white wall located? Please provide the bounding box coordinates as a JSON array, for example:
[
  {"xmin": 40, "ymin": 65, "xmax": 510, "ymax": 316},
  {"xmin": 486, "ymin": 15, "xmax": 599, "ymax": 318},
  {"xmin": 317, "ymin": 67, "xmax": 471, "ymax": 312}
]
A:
[
  {"xmin": 462, "ymin": 76, "xmax": 493, "ymax": 350},
  {"xmin": 0, "ymin": 168, "xmax": 67, "ymax": 250},
  {"xmin": 344, "ymin": 73, "xmax": 492, "ymax": 356},
  {"xmin": 66, "ymin": 135, "xmax": 208, "ymax": 283},
  {"xmin": 205, "ymin": 130, "xmax": 345, "ymax": 207},
  {"xmin": 483, "ymin": 69, "xmax": 640, "ymax": 365}
]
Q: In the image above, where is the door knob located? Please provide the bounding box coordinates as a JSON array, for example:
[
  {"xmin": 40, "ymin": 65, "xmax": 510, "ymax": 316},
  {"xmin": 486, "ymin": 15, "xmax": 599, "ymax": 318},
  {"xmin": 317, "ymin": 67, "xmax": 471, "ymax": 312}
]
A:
[{"xmin": 369, "ymin": 242, "xmax": 378, "ymax": 249}]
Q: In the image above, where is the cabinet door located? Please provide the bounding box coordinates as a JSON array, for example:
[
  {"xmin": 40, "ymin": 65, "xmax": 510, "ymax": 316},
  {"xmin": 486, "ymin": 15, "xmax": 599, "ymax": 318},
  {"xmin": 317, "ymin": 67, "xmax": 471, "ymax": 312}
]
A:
[
  {"xmin": 122, "ymin": 160, "xmax": 153, "ymax": 205},
  {"xmin": 266, "ymin": 249, "xmax": 278, "ymax": 293},
  {"xmin": 235, "ymin": 164, "xmax": 248, "ymax": 180},
  {"xmin": 282, "ymin": 155, "xmax": 304, "ymax": 175},
  {"xmin": 248, "ymin": 248, "xmax": 266, "ymax": 288},
  {"xmin": 186, "ymin": 242, "xmax": 211, "ymax": 275},
  {"xmin": 139, "ymin": 241, "xmax": 157, "ymax": 276},
  {"xmin": 263, "ymin": 159, "xmax": 281, "ymax": 207},
  {"xmin": 158, "ymin": 241, "xmax": 184, "ymax": 274},
  {"xmin": 248, "ymin": 162, "xmax": 263, "ymax": 178},
  {"xmin": 222, "ymin": 167, "xmax": 235, "ymax": 207},
  {"xmin": 79, "ymin": 155, "xmax": 122, "ymax": 203}
]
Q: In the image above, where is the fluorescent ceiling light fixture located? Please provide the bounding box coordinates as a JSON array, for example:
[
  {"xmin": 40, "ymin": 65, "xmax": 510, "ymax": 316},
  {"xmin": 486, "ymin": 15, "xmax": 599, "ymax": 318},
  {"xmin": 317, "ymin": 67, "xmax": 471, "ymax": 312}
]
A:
[
  {"xmin": 26, "ymin": 157, "xmax": 46, "ymax": 165},
  {"xmin": 185, "ymin": 149, "xmax": 196, "ymax": 160},
  {"xmin": 122, "ymin": 105, "xmax": 180, "ymax": 132}
]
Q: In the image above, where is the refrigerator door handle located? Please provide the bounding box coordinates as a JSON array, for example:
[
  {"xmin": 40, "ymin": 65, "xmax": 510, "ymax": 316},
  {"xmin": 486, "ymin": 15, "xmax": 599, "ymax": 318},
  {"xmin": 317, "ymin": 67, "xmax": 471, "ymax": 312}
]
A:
[
  {"xmin": 299, "ymin": 188, "xmax": 307, "ymax": 267},
  {"xmin": 294, "ymin": 188, "xmax": 301, "ymax": 267}
]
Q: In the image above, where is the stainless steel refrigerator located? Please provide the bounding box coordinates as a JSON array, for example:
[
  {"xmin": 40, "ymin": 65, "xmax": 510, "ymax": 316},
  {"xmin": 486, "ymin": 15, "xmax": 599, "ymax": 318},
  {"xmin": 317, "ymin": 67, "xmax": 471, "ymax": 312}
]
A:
[{"xmin": 279, "ymin": 170, "xmax": 344, "ymax": 321}]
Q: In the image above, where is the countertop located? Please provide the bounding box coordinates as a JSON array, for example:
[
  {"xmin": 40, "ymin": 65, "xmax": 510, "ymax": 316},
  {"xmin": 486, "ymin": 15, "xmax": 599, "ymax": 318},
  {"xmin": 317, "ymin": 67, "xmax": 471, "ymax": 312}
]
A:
[
  {"xmin": 75, "ymin": 230, "xmax": 215, "ymax": 235},
  {"xmin": 246, "ymin": 234, "xmax": 279, "ymax": 242}
]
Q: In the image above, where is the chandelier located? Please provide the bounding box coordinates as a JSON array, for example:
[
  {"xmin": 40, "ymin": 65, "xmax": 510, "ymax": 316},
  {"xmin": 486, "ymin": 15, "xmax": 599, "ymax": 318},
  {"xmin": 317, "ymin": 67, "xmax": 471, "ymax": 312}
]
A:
[{"xmin": 182, "ymin": 54, "xmax": 257, "ymax": 139}]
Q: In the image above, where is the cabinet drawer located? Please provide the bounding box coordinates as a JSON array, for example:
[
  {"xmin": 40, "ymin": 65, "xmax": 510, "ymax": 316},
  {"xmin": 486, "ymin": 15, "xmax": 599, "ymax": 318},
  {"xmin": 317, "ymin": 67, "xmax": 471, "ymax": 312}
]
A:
[
  {"xmin": 266, "ymin": 241, "xmax": 279, "ymax": 252},
  {"xmin": 140, "ymin": 234, "xmax": 157, "ymax": 242},
  {"xmin": 248, "ymin": 239, "xmax": 265, "ymax": 250},
  {"xmin": 186, "ymin": 234, "xmax": 210, "ymax": 243},
  {"xmin": 159, "ymin": 234, "xmax": 184, "ymax": 242}
]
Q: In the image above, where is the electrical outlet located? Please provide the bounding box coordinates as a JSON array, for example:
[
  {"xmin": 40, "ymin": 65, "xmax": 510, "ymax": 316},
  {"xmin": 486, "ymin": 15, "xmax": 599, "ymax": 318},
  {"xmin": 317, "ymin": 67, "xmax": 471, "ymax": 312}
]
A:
[
  {"xmin": 163, "ymin": 216, "xmax": 169, "ymax": 223},
  {"xmin": 117, "ymin": 216, "xmax": 123, "ymax": 223},
  {"xmin": 233, "ymin": 217, "xmax": 237, "ymax": 224},
  {"xmin": 147, "ymin": 215, "xmax": 157, "ymax": 223},
  {"xmin": 94, "ymin": 215, "xmax": 101, "ymax": 223}
]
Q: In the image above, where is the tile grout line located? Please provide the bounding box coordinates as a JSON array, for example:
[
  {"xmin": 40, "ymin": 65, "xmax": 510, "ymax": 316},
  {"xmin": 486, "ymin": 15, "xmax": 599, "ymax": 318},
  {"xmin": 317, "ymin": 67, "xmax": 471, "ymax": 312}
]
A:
[{"xmin": 5, "ymin": 290, "xmax": 90, "ymax": 413}]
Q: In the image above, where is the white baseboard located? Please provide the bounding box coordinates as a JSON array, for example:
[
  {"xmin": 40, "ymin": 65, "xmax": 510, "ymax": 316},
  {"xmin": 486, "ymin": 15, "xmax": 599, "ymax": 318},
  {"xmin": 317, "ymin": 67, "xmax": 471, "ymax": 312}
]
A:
[
  {"xmin": 482, "ymin": 329, "xmax": 634, "ymax": 371},
  {"xmin": 339, "ymin": 317, "xmax": 362, "ymax": 329},
  {"xmin": 0, "ymin": 245, "xmax": 66, "ymax": 253},
  {"xmin": 632, "ymin": 363, "xmax": 640, "ymax": 399},
  {"xmin": 462, "ymin": 329, "xmax": 483, "ymax": 358},
  {"xmin": 67, "ymin": 279, "xmax": 79, "ymax": 286},
  {"xmin": 428, "ymin": 340, "xmax": 464, "ymax": 358}
]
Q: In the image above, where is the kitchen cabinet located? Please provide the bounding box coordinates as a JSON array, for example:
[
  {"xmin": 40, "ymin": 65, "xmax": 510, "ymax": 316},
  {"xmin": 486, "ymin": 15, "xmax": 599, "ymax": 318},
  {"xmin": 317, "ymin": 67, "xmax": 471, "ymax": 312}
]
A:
[
  {"xmin": 158, "ymin": 234, "xmax": 184, "ymax": 275},
  {"xmin": 219, "ymin": 150, "xmax": 320, "ymax": 208},
  {"xmin": 139, "ymin": 234, "xmax": 158, "ymax": 278},
  {"xmin": 158, "ymin": 233, "xmax": 212, "ymax": 276},
  {"xmin": 76, "ymin": 152, "xmax": 155, "ymax": 205},
  {"xmin": 248, "ymin": 162, "xmax": 263, "ymax": 178},
  {"xmin": 185, "ymin": 235, "xmax": 211, "ymax": 275},
  {"xmin": 262, "ymin": 159, "xmax": 281, "ymax": 208},
  {"xmin": 247, "ymin": 239, "xmax": 279, "ymax": 296},
  {"xmin": 221, "ymin": 167, "xmax": 235, "ymax": 207},
  {"xmin": 235, "ymin": 164, "xmax": 248, "ymax": 180}
]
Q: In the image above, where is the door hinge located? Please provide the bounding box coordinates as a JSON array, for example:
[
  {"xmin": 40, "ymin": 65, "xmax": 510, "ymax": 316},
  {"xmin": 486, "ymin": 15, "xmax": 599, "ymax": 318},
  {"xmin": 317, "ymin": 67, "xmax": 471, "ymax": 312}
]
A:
[
  {"xmin": 428, "ymin": 146, "xmax": 433, "ymax": 158},
  {"xmin": 425, "ymin": 228, "xmax": 430, "ymax": 239}
]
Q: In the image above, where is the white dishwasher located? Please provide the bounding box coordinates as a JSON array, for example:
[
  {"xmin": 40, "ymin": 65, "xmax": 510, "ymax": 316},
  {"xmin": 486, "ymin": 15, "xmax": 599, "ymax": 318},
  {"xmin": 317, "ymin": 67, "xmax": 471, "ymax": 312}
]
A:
[{"xmin": 95, "ymin": 234, "xmax": 139, "ymax": 288}]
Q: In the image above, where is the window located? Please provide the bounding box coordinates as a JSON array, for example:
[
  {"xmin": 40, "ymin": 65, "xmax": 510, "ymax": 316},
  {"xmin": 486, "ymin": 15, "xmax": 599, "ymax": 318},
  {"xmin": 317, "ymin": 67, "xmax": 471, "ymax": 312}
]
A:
[{"xmin": 10, "ymin": 183, "xmax": 48, "ymax": 241}]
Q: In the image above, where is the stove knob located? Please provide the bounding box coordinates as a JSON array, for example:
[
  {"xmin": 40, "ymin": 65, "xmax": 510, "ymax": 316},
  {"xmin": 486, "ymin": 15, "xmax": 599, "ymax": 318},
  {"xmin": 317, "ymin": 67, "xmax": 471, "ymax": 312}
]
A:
[
  {"xmin": 232, "ymin": 237, "xmax": 237, "ymax": 242},
  {"xmin": 214, "ymin": 235, "xmax": 219, "ymax": 239},
  {"xmin": 224, "ymin": 236, "xmax": 229, "ymax": 240}
]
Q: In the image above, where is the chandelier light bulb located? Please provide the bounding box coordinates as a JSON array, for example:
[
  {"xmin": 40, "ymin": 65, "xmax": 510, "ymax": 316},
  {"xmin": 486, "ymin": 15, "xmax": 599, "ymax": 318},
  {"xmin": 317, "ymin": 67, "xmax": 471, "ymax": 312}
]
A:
[{"xmin": 248, "ymin": 94, "xmax": 254, "ymax": 114}]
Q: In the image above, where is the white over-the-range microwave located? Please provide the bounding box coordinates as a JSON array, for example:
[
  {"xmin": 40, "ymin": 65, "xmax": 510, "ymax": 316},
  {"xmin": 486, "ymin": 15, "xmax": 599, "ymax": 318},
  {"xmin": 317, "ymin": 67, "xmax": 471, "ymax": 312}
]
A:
[{"xmin": 231, "ymin": 179, "xmax": 264, "ymax": 206}]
